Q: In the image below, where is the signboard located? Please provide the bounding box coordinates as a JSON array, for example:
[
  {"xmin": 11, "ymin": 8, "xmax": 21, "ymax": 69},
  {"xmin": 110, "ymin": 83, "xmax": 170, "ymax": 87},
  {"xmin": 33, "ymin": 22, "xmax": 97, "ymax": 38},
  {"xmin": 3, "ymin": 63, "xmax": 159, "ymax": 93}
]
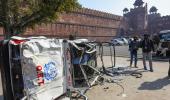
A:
[{"xmin": 20, "ymin": 38, "xmax": 66, "ymax": 100}]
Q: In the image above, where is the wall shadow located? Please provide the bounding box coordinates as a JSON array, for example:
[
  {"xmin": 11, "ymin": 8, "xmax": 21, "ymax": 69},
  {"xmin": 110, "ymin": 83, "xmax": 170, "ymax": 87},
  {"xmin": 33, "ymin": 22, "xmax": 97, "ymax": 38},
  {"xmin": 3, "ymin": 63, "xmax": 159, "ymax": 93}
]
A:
[{"xmin": 138, "ymin": 76, "xmax": 170, "ymax": 90}]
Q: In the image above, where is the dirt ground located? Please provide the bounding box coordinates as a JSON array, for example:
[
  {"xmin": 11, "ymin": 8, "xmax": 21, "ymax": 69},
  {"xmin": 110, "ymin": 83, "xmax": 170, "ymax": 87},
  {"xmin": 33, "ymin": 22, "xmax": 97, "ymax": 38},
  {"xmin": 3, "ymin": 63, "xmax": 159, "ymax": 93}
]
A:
[{"xmin": 85, "ymin": 57, "xmax": 170, "ymax": 100}]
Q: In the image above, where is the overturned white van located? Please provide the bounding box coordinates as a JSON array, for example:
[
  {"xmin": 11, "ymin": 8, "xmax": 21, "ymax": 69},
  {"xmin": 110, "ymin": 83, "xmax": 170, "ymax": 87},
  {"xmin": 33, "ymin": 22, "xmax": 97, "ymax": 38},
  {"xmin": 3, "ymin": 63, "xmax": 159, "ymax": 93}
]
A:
[{"xmin": 0, "ymin": 36, "xmax": 98, "ymax": 100}]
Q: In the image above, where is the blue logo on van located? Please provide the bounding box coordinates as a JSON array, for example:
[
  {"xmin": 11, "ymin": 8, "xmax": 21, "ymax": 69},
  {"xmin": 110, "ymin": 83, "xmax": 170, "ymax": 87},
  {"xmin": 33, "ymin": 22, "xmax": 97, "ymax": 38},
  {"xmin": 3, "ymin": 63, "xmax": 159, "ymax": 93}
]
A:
[{"xmin": 44, "ymin": 61, "xmax": 58, "ymax": 81}]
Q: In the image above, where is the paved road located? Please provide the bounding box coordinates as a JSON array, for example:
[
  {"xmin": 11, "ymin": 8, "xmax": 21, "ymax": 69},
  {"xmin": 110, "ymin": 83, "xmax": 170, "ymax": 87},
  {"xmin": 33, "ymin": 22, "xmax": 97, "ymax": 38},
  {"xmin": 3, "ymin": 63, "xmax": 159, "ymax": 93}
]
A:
[
  {"xmin": 96, "ymin": 45, "xmax": 142, "ymax": 57},
  {"xmin": 97, "ymin": 45, "xmax": 169, "ymax": 61},
  {"xmin": 86, "ymin": 57, "xmax": 170, "ymax": 100}
]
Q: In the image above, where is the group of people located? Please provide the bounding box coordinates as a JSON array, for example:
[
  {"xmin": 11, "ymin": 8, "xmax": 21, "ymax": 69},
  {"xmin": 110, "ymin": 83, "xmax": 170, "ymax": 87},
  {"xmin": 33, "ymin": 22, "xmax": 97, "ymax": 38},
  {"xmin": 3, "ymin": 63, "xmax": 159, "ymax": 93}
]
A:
[{"xmin": 129, "ymin": 34, "xmax": 155, "ymax": 72}]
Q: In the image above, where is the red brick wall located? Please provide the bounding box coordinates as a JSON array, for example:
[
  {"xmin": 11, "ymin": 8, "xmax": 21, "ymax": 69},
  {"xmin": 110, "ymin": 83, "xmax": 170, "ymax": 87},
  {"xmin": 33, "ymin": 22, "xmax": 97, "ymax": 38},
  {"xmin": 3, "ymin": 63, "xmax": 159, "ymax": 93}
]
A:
[{"xmin": 1, "ymin": 8, "xmax": 122, "ymax": 42}]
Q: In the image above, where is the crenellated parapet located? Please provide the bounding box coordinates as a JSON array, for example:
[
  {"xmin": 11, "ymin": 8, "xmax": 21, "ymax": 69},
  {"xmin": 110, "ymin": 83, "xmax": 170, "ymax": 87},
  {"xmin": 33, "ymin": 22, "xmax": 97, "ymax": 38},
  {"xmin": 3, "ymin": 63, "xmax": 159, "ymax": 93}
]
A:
[
  {"xmin": 72, "ymin": 8, "xmax": 122, "ymax": 20},
  {"xmin": 0, "ymin": 8, "xmax": 122, "ymax": 42}
]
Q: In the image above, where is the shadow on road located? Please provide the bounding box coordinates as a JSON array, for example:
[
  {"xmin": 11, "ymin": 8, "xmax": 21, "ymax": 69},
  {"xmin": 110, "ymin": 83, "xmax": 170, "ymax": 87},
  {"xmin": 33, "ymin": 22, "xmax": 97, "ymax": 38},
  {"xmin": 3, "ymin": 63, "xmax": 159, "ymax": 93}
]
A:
[
  {"xmin": 127, "ymin": 58, "xmax": 169, "ymax": 63},
  {"xmin": 138, "ymin": 76, "xmax": 170, "ymax": 90},
  {"xmin": 133, "ymin": 68, "xmax": 149, "ymax": 73}
]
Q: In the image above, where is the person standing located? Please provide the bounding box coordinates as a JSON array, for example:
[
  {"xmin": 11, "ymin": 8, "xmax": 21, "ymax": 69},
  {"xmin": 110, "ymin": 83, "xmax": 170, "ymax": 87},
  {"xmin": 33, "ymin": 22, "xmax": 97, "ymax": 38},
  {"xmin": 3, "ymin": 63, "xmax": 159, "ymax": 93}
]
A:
[
  {"xmin": 141, "ymin": 34, "xmax": 155, "ymax": 72},
  {"xmin": 129, "ymin": 36, "xmax": 139, "ymax": 68}
]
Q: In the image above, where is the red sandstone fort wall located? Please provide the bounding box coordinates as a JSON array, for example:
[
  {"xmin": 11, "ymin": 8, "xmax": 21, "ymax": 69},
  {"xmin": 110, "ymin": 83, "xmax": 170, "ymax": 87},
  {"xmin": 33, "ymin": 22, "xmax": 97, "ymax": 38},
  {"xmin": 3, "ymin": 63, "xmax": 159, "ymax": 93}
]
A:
[{"xmin": 1, "ymin": 8, "xmax": 122, "ymax": 41}]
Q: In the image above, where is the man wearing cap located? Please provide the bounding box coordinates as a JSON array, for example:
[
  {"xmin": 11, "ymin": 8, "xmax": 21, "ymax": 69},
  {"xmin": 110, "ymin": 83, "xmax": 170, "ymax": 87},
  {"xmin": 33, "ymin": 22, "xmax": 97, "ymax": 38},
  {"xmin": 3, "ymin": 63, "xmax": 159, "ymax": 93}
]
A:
[{"xmin": 141, "ymin": 34, "xmax": 155, "ymax": 72}]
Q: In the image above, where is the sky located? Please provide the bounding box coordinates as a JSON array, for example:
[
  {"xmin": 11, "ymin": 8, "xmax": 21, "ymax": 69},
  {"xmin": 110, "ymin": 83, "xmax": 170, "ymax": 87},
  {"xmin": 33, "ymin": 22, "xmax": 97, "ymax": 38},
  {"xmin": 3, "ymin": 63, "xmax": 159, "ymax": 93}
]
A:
[{"xmin": 78, "ymin": 0, "xmax": 170, "ymax": 16}]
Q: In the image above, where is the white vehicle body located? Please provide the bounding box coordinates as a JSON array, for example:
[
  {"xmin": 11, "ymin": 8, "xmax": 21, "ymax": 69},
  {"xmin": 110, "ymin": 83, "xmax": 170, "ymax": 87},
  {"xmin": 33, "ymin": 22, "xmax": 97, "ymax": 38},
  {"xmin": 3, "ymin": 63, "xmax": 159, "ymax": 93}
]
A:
[
  {"xmin": 119, "ymin": 38, "xmax": 129, "ymax": 45},
  {"xmin": 111, "ymin": 39, "xmax": 124, "ymax": 45},
  {"xmin": 20, "ymin": 38, "xmax": 66, "ymax": 100},
  {"xmin": 4, "ymin": 36, "xmax": 97, "ymax": 100},
  {"xmin": 160, "ymin": 30, "xmax": 170, "ymax": 34},
  {"xmin": 128, "ymin": 38, "xmax": 141, "ymax": 43},
  {"xmin": 159, "ymin": 30, "xmax": 170, "ymax": 41}
]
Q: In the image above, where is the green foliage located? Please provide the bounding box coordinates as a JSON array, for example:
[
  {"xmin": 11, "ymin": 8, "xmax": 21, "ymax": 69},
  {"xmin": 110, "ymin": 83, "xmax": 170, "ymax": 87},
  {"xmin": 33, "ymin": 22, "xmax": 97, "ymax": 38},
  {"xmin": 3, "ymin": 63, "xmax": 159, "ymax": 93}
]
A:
[
  {"xmin": 149, "ymin": 6, "xmax": 158, "ymax": 14},
  {"xmin": 123, "ymin": 8, "xmax": 129, "ymax": 13},
  {"xmin": 0, "ymin": 0, "xmax": 81, "ymax": 38},
  {"xmin": 133, "ymin": 0, "xmax": 144, "ymax": 7}
]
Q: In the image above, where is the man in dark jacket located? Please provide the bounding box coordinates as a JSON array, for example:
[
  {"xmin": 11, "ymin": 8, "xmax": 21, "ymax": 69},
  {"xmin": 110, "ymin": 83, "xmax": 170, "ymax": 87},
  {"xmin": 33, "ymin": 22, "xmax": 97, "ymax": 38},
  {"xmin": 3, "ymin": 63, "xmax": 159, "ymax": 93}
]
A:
[
  {"xmin": 129, "ymin": 36, "xmax": 139, "ymax": 68},
  {"xmin": 141, "ymin": 34, "xmax": 155, "ymax": 72}
]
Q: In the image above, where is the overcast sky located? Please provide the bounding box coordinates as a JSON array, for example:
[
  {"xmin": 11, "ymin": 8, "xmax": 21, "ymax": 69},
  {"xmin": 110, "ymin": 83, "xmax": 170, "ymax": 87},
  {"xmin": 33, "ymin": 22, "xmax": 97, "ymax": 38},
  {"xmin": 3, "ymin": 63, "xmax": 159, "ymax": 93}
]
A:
[{"xmin": 78, "ymin": 0, "xmax": 170, "ymax": 16}]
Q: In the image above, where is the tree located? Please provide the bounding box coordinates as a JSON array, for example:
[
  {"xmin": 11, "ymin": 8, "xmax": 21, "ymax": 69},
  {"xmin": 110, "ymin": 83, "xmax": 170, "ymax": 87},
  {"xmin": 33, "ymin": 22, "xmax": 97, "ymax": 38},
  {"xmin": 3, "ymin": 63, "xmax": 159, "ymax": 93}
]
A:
[
  {"xmin": 123, "ymin": 8, "xmax": 129, "ymax": 14},
  {"xmin": 149, "ymin": 6, "xmax": 158, "ymax": 14},
  {"xmin": 133, "ymin": 0, "xmax": 144, "ymax": 7},
  {"xmin": 0, "ymin": 0, "xmax": 80, "ymax": 39}
]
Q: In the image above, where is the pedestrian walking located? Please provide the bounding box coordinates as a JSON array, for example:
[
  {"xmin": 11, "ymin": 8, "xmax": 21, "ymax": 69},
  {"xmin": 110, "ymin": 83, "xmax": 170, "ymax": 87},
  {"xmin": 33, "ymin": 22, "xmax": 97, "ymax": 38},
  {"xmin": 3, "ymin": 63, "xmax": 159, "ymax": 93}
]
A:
[
  {"xmin": 141, "ymin": 34, "xmax": 155, "ymax": 72},
  {"xmin": 129, "ymin": 36, "xmax": 139, "ymax": 68}
]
